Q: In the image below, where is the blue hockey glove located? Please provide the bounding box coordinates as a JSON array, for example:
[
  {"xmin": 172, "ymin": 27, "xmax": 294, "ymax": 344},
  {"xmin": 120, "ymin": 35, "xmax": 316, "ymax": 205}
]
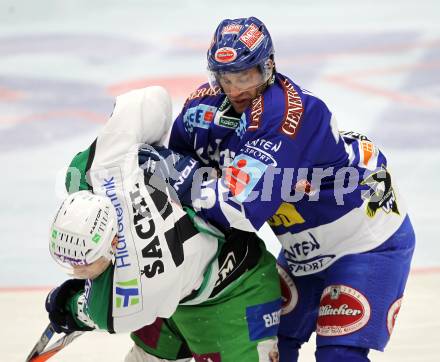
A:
[
  {"xmin": 138, "ymin": 144, "xmax": 200, "ymax": 205},
  {"xmin": 45, "ymin": 279, "xmax": 92, "ymax": 334}
]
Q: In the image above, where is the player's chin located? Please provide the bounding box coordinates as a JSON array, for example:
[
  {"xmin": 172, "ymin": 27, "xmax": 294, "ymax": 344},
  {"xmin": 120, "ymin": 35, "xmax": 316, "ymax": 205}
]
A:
[{"xmin": 231, "ymin": 99, "xmax": 251, "ymax": 113}]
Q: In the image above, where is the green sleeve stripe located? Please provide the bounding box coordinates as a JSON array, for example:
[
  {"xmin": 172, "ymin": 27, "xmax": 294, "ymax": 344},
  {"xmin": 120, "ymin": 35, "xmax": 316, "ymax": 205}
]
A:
[
  {"xmin": 65, "ymin": 138, "xmax": 97, "ymax": 193},
  {"xmin": 183, "ymin": 206, "xmax": 225, "ymax": 241},
  {"xmin": 87, "ymin": 265, "xmax": 114, "ymax": 331},
  {"xmin": 66, "ymin": 266, "xmax": 114, "ymax": 332}
]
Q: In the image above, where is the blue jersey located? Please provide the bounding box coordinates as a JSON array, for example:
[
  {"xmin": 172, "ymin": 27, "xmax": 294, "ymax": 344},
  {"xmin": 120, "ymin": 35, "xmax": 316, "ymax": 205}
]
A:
[{"xmin": 169, "ymin": 73, "xmax": 407, "ymax": 276}]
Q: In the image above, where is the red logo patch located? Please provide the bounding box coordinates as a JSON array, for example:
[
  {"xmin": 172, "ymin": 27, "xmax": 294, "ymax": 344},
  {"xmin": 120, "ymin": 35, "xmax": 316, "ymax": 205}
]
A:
[
  {"xmin": 204, "ymin": 111, "xmax": 214, "ymax": 122},
  {"xmin": 225, "ymin": 159, "xmax": 250, "ymax": 196},
  {"xmin": 317, "ymin": 285, "xmax": 371, "ymax": 336},
  {"xmin": 239, "ymin": 23, "xmax": 264, "ymax": 50},
  {"xmin": 214, "ymin": 47, "xmax": 237, "ymax": 63},
  {"xmin": 277, "ymin": 264, "xmax": 298, "ymax": 315},
  {"xmin": 387, "ymin": 297, "xmax": 403, "ymax": 335}
]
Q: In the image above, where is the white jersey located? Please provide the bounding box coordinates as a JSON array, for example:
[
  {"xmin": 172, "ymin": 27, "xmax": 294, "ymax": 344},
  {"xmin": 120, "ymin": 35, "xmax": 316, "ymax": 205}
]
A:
[{"xmin": 79, "ymin": 87, "xmax": 219, "ymax": 332}]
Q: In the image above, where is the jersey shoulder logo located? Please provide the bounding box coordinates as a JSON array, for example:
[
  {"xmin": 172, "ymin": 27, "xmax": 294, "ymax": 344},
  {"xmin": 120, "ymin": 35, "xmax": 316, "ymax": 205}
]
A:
[
  {"xmin": 278, "ymin": 76, "xmax": 304, "ymax": 139},
  {"xmin": 361, "ymin": 165, "xmax": 400, "ymax": 217}
]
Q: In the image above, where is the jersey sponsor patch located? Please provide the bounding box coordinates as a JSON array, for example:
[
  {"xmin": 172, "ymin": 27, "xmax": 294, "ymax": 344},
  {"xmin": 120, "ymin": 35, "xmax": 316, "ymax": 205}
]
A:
[
  {"xmin": 268, "ymin": 203, "xmax": 305, "ymax": 227},
  {"xmin": 183, "ymin": 105, "xmax": 218, "ymax": 133},
  {"xmin": 317, "ymin": 285, "xmax": 371, "ymax": 336},
  {"xmin": 241, "ymin": 138, "xmax": 282, "ymax": 166},
  {"xmin": 98, "ymin": 171, "xmax": 132, "ymax": 271},
  {"xmin": 387, "ymin": 297, "xmax": 403, "ymax": 335},
  {"xmin": 239, "ymin": 23, "xmax": 265, "ymax": 50},
  {"xmin": 214, "ymin": 47, "xmax": 237, "ymax": 63},
  {"xmin": 246, "ymin": 299, "xmax": 282, "ymax": 341},
  {"xmin": 279, "ymin": 77, "xmax": 303, "ymax": 139},
  {"xmin": 115, "ymin": 278, "xmax": 140, "ymax": 308},
  {"xmin": 282, "ymin": 232, "xmax": 336, "ymax": 275},
  {"xmin": 215, "ymin": 115, "xmax": 240, "ymax": 129},
  {"xmin": 224, "ymin": 154, "xmax": 267, "ymax": 202},
  {"xmin": 277, "ymin": 264, "xmax": 298, "ymax": 315},
  {"xmin": 248, "ymin": 94, "xmax": 264, "ymax": 131}
]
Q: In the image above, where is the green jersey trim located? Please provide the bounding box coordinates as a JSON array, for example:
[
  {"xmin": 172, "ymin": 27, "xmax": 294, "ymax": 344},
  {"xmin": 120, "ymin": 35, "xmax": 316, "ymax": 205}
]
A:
[{"xmin": 65, "ymin": 139, "xmax": 96, "ymax": 193}]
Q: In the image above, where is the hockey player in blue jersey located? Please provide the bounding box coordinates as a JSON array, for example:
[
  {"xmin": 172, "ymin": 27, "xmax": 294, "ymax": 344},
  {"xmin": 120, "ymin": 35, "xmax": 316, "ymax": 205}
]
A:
[{"xmin": 138, "ymin": 17, "xmax": 415, "ymax": 362}]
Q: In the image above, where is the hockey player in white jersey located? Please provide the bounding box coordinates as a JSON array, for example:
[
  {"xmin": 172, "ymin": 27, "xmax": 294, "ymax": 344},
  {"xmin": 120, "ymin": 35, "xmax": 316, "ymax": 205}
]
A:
[{"xmin": 45, "ymin": 86, "xmax": 282, "ymax": 362}]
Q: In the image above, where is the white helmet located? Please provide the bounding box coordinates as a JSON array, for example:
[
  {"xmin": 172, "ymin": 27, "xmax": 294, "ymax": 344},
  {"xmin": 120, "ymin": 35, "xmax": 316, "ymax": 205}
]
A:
[{"xmin": 49, "ymin": 191, "xmax": 117, "ymax": 272}]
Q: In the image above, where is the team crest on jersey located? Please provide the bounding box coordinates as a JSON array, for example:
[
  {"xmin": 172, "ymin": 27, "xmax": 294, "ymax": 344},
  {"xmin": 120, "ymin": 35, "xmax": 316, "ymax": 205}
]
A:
[
  {"xmin": 361, "ymin": 165, "xmax": 399, "ymax": 217},
  {"xmin": 277, "ymin": 264, "xmax": 298, "ymax": 315},
  {"xmin": 317, "ymin": 285, "xmax": 371, "ymax": 336},
  {"xmin": 268, "ymin": 203, "xmax": 305, "ymax": 227},
  {"xmin": 387, "ymin": 297, "xmax": 403, "ymax": 335}
]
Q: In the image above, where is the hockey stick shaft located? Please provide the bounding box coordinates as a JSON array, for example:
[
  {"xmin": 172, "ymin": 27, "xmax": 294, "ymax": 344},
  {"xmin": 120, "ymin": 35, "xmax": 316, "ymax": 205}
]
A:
[
  {"xmin": 26, "ymin": 324, "xmax": 56, "ymax": 361},
  {"xmin": 26, "ymin": 324, "xmax": 84, "ymax": 362}
]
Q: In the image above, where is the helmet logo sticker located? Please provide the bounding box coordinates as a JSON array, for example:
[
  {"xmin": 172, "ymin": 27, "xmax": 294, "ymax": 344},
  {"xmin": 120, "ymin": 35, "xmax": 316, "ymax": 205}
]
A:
[
  {"xmin": 239, "ymin": 23, "xmax": 265, "ymax": 50},
  {"xmin": 214, "ymin": 47, "xmax": 237, "ymax": 63},
  {"xmin": 221, "ymin": 24, "xmax": 243, "ymax": 35}
]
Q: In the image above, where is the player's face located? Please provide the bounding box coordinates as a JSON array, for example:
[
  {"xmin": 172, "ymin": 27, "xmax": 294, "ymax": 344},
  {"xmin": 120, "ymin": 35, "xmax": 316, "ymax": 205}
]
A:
[
  {"xmin": 71, "ymin": 236, "xmax": 118, "ymax": 279},
  {"xmin": 218, "ymin": 67, "xmax": 264, "ymax": 113},
  {"xmin": 72, "ymin": 256, "xmax": 111, "ymax": 280}
]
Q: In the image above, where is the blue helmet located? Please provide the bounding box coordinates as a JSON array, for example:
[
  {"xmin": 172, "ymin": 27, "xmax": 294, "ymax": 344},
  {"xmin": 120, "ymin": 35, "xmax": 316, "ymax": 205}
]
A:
[{"xmin": 207, "ymin": 16, "xmax": 274, "ymax": 75}]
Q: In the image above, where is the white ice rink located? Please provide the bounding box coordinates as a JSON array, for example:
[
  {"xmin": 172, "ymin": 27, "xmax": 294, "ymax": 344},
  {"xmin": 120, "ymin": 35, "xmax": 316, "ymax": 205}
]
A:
[{"xmin": 1, "ymin": 0, "xmax": 439, "ymax": 361}]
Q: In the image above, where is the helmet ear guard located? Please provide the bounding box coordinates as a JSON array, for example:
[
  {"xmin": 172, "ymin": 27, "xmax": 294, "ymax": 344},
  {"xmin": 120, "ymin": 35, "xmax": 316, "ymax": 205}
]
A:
[{"xmin": 49, "ymin": 191, "xmax": 117, "ymax": 274}]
